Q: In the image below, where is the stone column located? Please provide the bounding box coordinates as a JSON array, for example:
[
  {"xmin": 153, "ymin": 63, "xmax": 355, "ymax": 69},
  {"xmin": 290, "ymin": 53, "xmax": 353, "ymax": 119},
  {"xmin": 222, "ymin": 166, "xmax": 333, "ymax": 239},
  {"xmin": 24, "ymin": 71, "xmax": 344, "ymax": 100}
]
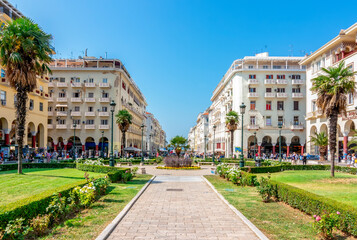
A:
[
  {"xmin": 3, "ymin": 129, "xmax": 10, "ymax": 145},
  {"xmin": 31, "ymin": 131, "xmax": 37, "ymax": 148},
  {"xmin": 272, "ymin": 144, "xmax": 276, "ymax": 155},
  {"xmin": 301, "ymin": 144, "xmax": 304, "ymax": 155},
  {"xmin": 286, "ymin": 143, "xmax": 290, "ymax": 156},
  {"xmin": 82, "ymin": 145, "xmax": 85, "ymax": 152},
  {"xmin": 258, "ymin": 143, "xmax": 262, "ymax": 157},
  {"xmin": 343, "ymin": 132, "xmax": 348, "ymax": 158},
  {"xmin": 53, "ymin": 140, "xmax": 58, "ymax": 152}
]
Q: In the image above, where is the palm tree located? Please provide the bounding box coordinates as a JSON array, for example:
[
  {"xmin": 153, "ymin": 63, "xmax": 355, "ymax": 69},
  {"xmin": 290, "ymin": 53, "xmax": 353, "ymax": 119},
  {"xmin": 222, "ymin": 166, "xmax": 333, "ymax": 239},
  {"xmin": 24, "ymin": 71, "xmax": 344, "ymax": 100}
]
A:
[
  {"xmin": 226, "ymin": 111, "xmax": 239, "ymax": 158},
  {"xmin": 0, "ymin": 18, "xmax": 52, "ymax": 174},
  {"xmin": 311, "ymin": 61, "xmax": 356, "ymax": 176},
  {"xmin": 169, "ymin": 136, "xmax": 188, "ymax": 157},
  {"xmin": 116, "ymin": 109, "xmax": 132, "ymax": 157},
  {"xmin": 309, "ymin": 132, "xmax": 328, "ymax": 161}
]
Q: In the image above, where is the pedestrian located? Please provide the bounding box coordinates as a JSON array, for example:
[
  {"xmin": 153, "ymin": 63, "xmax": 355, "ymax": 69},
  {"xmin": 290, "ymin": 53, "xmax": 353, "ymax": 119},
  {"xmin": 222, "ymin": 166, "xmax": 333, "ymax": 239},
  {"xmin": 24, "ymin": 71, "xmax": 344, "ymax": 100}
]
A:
[{"xmin": 303, "ymin": 153, "xmax": 307, "ymax": 165}]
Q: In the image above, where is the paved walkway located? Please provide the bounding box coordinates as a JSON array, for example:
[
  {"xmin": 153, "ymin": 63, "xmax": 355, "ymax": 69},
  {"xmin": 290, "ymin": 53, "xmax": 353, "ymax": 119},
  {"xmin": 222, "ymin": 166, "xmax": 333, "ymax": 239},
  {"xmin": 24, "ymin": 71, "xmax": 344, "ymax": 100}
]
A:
[{"xmin": 107, "ymin": 169, "xmax": 261, "ymax": 240}]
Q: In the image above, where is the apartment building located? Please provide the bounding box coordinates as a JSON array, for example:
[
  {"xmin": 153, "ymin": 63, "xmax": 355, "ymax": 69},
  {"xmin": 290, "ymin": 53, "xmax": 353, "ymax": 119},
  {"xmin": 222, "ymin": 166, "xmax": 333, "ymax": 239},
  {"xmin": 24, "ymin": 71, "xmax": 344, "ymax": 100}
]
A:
[
  {"xmin": 301, "ymin": 23, "xmax": 357, "ymax": 159},
  {"xmin": 0, "ymin": 1, "xmax": 50, "ymax": 158},
  {"xmin": 188, "ymin": 126, "xmax": 196, "ymax": 152},
  {"xmin": 48, "ymin": 57, "xmax": 147, "ymax": 157},
  {"xmin": 209, "ymin": 52, "xmax": 306, "ymax": 157},
  {"xmin": 144, "ymin": 112, "xmax": 166, "ymax": 156}
]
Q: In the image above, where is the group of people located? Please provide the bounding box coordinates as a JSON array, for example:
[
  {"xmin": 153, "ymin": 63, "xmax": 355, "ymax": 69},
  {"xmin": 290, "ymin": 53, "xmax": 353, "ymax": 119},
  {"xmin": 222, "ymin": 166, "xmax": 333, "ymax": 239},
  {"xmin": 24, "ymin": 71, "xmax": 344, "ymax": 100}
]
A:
[{"xmin": 346, "ymin": 153, "xmax": 357, "ymax": 167}]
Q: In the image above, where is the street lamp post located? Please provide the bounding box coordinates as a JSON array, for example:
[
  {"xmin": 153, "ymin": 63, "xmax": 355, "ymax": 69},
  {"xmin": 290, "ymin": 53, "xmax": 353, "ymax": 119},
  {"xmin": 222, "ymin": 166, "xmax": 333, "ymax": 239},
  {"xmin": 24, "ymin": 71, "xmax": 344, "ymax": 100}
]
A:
[
  {"xmin": 278, "ymin": 123, "xmax": 282, "ymax": 162},
  {"xmin": 109, "ymin": 100, "xmax": 116, "ymax": 167},
  {"xmin": 212, "ymin": 125, "xmax": 216, "ymax": 163},
  {"xmin": 73, "ymin": 122, "xmax": 77, "ymax": 161},
  {"xmin": 253, "ymin": 131, "xmax": 257, "ymax": 163},
  {"xmin": 101, "ymin": 131, "xmax": 104, "ymax": 158},
  {"xmin": 204, "ymin": 135, "xmax": 207, "ymax": 160},
  {"xmin": 239, "ymin": 103, "xmax": 246, "ymax": 167},
  {"xmin": 149, "ymin": 134, "xmax": 152, "ymax": 157},
  {"xmin": 141, "ymin": 124, "xmax": 144, "ymax": 164}
]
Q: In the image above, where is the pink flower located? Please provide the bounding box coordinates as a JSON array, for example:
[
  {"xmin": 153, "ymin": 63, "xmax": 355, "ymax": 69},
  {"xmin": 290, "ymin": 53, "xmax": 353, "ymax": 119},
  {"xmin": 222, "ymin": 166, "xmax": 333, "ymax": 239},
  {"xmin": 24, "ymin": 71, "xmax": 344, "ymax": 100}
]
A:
[
  {"xmin": 337, "ymin": 211, "xmax": 340, "ymax": 215},
  {"xmin": 313, "ymin": 215, "xmax": 316, "ymax": 218},
  {"xmin": 316, "ymin": 216, "xmax": 321, "ymax": 222}
]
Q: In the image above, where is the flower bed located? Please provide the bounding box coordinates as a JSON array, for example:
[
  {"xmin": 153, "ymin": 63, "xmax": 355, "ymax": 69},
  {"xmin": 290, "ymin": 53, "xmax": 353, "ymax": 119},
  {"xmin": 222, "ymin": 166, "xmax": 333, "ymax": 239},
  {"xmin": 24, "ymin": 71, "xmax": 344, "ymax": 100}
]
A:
[{"xmin": 156, "ymin": 166, "xmax": 201, "ymax": 170}]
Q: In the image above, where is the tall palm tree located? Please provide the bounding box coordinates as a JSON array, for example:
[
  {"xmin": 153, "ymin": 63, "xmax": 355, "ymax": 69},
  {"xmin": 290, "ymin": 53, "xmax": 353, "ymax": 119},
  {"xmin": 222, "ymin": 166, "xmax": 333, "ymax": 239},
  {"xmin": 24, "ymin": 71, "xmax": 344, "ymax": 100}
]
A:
[
  {"xmin": 309, "ymin": 132, "xmax": 328, "ymax": 161},
  {"xmin": 226, "ymin": 111, "xmax": 239, "ymax": 158},
  {"xmin": 0, "ymin": 18, "xmax": 52, "ymax": 174},
  {"xmin": 116, "ymin": 109, "xmax": 132, "ymax": 157},
  {"xmin": 311, "ymin": 61, "xmax": 356, "ymax": 177}
]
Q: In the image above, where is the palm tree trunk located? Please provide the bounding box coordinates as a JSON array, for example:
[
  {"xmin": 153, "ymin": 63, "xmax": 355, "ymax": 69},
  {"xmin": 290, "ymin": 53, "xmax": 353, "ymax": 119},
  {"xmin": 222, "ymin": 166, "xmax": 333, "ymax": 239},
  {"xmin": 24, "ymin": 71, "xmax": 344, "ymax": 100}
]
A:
[
  {"xmin": 231, "ymin": 130, "xmax": 234, "ymax": 158},
  {"xmin": 328, "ymin": 111, "xmax": 338, "ymax": 177},
  {"xmin": 121, "ymin": 130, "xmax": 126, "ymax": 157},
  {"xmin": 16, "ymin": 90, "xmax": 28, "ymax": 174}
]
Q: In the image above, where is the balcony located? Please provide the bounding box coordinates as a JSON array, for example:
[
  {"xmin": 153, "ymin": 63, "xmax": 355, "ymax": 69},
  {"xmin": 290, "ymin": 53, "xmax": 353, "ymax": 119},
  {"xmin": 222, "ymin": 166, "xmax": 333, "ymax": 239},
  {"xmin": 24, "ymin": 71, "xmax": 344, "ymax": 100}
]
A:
[
  {"xmin": 291, "ymin": 124, "xmax": 304, "ymax": 130},
  {"xmin": 85, "ymin": 112, "xmax": 96, "ymax": 117},
  {"xmin": 85, "ymin": 83, "xmax": 96, "ymax": 88},
  {"xmin": 71, "ymin": 82, "xmax": 82, "ymax": 88},
  {"xmin": 48, "ymin": 124, "xmax": 53, "ymax": 129},
  {"xmin": 264, "ymin": 79, "xmax": 275, "ymax": 85},
  {"xmin": 71, "ymin": 111, "xmax": 81, "ymax": 116},
  {"xmin": 276, "ymin": 79, "xmax": 288, "ymax": 84},
  {"xmin": 48, "ymin": 82, "xmax": 54, "ymax": 87},
  {"xmin": 48, "ymin": 112, "xmax": 53, "ymax": 116},
  {"xmin": 99, "ymin": 112, "xmax": 109, "ymax": 117},
  {"xmin": 276, "ymin": 93, "xmax": 287, "ymax": 98},
  {"xmin": 57, "ymin": 82, "xmax": 68, "ymax": 87},
  {"xmin": 99, "ymin": 98, "xmax": 110, "ymax": 103},
  {"xmin": 56, "ymin": 111, "xmax": 67, "ymax": 117},
  {"xmin": 99, "ymin": 83, "xmax": 110, "ymax": 88},
  {"xmin": 57, "ymin": 97, "xmax": 67, "ymax": 102},
  {"xmin": 99, "ymin": 125, "xmax": 109, "ymax": 129},
  {"xmin": 248, "ymin": 79, "xmax": 259, "ymax": 84},
  {"xmin": 292, "ymin": 93, "xmax": 303, "ymax": 98},
  {"xmin": 71, "ymin": 97, "xmax": 82, "ymax": 102},
  {"xmin": 70, "ymin": 125, "xmax": 81, "ymax": 129},
  {"xmin": 264, "ymin": 92, "xmax": 275, "ymax": 98},
  {"xmin": 292, "ymin": 79, "xmax": 304, "ymax": 85},
  {"xmin": 248, "ymin": 124, "xmax": 259, "ymax": 130},
  {"xmin": 48, "ymin": 97, "xmax": 53, "ymax": 102},
  {"xmin": 85, "ymin": 98, "xmax": 96, "ymax": 103},
  {"xmin": 85, "ymin": 125, "xmax": 96, "ymax": 129},
  {"xmin": 247, "ymin": 92, "xmax": 258, "ymax": 98},
  {"xmin": 56, "ymin": 124, "xmax": 67, "ymax": 129}
]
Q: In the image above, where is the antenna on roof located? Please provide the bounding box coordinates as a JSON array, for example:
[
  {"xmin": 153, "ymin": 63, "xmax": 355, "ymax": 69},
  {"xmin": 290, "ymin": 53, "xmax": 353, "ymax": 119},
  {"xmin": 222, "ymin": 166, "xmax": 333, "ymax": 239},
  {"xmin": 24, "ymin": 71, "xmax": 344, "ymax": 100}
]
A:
[
  {"xmin": 85, "ymin": 48, "xmax": 88, "ymax": 57},
  {"xmin": 289, "ymin": 45, "xmax": 294, "ymax": 57}
]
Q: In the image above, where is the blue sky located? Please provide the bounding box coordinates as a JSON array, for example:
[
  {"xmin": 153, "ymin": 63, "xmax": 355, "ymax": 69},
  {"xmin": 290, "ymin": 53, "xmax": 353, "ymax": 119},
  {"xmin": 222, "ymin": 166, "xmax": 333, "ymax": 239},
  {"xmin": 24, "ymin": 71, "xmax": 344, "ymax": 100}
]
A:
[{"xmin": 12, "ymin": 0, "xmax": 357, "ymax": 140}]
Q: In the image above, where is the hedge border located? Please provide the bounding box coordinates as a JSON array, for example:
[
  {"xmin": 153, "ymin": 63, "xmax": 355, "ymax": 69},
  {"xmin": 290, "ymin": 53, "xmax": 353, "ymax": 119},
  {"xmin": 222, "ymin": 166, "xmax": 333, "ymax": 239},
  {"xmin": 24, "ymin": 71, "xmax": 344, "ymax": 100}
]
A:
[{"xmin": 0, "ymin": 163, "xmax": 76, "ymax": 172}]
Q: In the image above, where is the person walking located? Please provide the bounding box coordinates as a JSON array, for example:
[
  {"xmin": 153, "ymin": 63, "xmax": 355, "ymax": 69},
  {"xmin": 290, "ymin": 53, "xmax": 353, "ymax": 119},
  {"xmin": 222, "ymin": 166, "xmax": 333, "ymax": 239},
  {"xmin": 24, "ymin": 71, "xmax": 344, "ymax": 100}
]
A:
[{"xmin": 302, "ymin": 154, "xmax": 307, "ymax": 165}]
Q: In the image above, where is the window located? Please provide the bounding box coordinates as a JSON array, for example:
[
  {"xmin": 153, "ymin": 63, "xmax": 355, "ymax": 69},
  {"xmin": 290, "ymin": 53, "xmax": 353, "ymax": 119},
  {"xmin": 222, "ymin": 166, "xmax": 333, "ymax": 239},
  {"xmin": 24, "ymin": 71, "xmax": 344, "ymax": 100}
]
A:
[
  {"xmin": 292, "ymin": 88, "xmax": 301, "ymax": 93},
  {"xmin": 266, "ymin": 88, "xmax": 272, "ymax": 92},
  {"xmin": 248, "ymin": 65, "xmax": 254, "ymax": 69},
  {"xmin": 266, "ymin": 75, "xmax": 273, "ymax": 79},
  {"xmin": 0, "ymin": 91, "xmax": 6, "ymax": 105},
  {"xmin": 75, "ymin": 77, "xmax": 80, "ymax": 83},
  {"xmin": 277, "ymin": 75, "xmax": 285, "ymax": 79},
  {"xmin": 277, "ymin": 101, "xmax": 284, "ymax": 110},
  {"xmin": 101, "ymin": 106, "xmax": 108, "ymax": 112},
  {"xmin": 29, "ymin": 99, "xmax": 34, "ymax": 110},
  {"xmin": 278, "ymin": 116, "xmax": 283, "ymax": 126},
  {"xmin": 39, "ymin": 102, "xmax": 43, "ymax": 111},
  {"xmin": 249, "ymin": 88, "xmax": 256, "ymax": 92},
  {"xmin": 217, "ymin": 143, "xmax": 221, "ymax": 149},
  {"xmin": 39, "ymin": 86, "xmax": 43, "ymax": 92},
  {"xmin": 88, "ymin": 92, "xmax": 94, "ymax": 98},
  {"xmin": 250, "ymin": 116, "xmax": 256, "ymax": 125},
  {"xmin": 277, "ymin": 88, "xmax": 285, "ymax": 93},
  {"xmin": 122, "ymin": 82, "xmax": 126, "ymax": 90},
  {"xmin": 73, "ymin": 92, "xmax": 80, "ymax": 98},
  {"xmin": 14, "ymin": 94, "xmax": 17, "ymax": 106},
  {"xmin": 101, "ymin": 119, "xmax": 108, "ymax": 125},
  {"xmin": 312, "ymin": 101, "xmax": 316, "ymax": 112},
  {"xmin": 291, "ymin": 75, "xmax": 301, "ymax": 79},
  {"xmin": 86, "ymin": 119, "xmax": 94, "ymax": 125},
  {"xmin": 59, "ymin": 78, "xmax": 65, "ymax": 82},
  {"xmin": 74, "ymin": 106, "xmax": 80, "ymax": 111},
  {"xmin": 59, "ymin": 92, "xmax": 66, "ymax": 97},
  {"xmin": 263, "ymin": 65, "xmax": 268, "ymax": 69},
  {"xmin": 273, "ymin": 65, "xmax": 282, "ymax": 69},
  {"xmin": 348, "ymin": 93, "xmax": 354, "ymax": 105},
  {"xmin": 73, "ymin": 119, "xmax": 80, "ymax": 125},
  {"xmin": 249, "ymin": 74, "xmax": 256, "ymax": 79},
  {"xmin": 266, "ymin": 101, "xmax": 272, "ymax": 110},
  {"xmin": 58, "ymin": 107, "xmax": 66, "ymax": 112},
  {"xmin": 48, "ymin": 106, "xmax": 52, "ymax": 112},
  {"xmin": 88, "ymin": 78, "xmax": 94, "ymax": 83},
  {"xmin": 88, "ymin": 106, "xmax": 94, "ymax": 112},
  {"xmin": 293, "ymin": 101, "xmax": 299, "ymax": 110},
  {"xmin": 58, "ymin": 119, "xmax": 66, "ymax": 124},
  {"xmin": 293, "ymin": 116, "xmax": 299, "ymax": 125},
  {"xmin": 250, "ymin": 101, "xmax": 256, "ymax": 110},
  {"xmin": 1, "ymin": 69, "xmax": 5, "ymax": 78},
  {"xmin": 266, "ymin": 116, "xmax": 272, "ymax": 126},
  {"xmin": 103, "ymin": 78, "xmax": 108, "ymax": 83},
  {"xmin": 102, "ymin": 92, "xmax": 109, "ymax": 98},
  {"xmin": 48, "ymin": 119, "xmax": 52, "ymax": 124}
]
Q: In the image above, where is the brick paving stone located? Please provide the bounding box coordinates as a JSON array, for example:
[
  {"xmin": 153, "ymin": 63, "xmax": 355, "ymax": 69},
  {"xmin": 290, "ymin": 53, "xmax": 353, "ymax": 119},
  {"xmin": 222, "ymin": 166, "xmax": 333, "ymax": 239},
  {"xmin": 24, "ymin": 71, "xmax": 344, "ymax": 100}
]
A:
[{"xmin": 107, "ymin": 171, "xmax": 260, "ymax": 240}]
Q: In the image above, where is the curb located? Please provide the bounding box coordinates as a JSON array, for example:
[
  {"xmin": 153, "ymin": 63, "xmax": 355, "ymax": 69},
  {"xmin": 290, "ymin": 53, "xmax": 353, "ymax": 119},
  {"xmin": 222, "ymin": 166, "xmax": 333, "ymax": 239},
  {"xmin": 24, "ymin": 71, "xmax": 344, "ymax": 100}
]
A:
[
  {"xmin": 96, "ymin": 175, "xmax": 156, "ymax": 240},
  {"xmin": 202, "ymin": 176, "xmax": 269, "ymax": 240}
]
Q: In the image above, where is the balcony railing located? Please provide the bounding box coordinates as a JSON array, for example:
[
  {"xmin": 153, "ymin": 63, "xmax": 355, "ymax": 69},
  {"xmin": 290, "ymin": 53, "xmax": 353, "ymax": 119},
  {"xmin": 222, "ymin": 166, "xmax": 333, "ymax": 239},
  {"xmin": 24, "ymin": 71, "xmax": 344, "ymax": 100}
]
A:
[
  {"xmin": 247, "ymin": 92, "xmax": 258, "ymax": 98},
  {"xmin": 248, "ymin": 79, "xmax": 259, "ymax": 84},
  {"xmin": 291, "ymin": 124, "xmax": 304, "ymax": 130},
  {"xmin": 48, "ymin": 82, "xmax": 54, "ymax": 87},
  {"xmin": 71, "ymin": 97, "xmax": 82, "ymax": 102},
  {"xmin": 71, "ymin": 82, "xmax": 82, "ymax": 88},
  {"xmin": 264, "ymin": 92, "xmax": 275, "ymax": 98},
  {"xmin": 48, "ymin": 97, "xmax": 53, "ymax": 102},
  {"xmin": 264, "ymin": 79, "xmax": 275, "ymax": 84},
  {"xmin": 248, "ymin": 124, "xmax": 259, "ymax": 130},
  {"xmin": 99, "ymin": 83, "xmax": 110, "ymax": 88},
  {"xmin": 276, "ymin": 79, "xmax": 288, "ymax": 84},
  {"xmin": 99, "ymin": 112, "xmax": 109, "ymax": 117},
  {"xmin": 56, "ymin": 124, "xmax": 67, "ymax": 129},
  {"xmin": 71, "ymin": 111, "xmax": 81, "ymax": 116},
  {"xmin": 99, "ymin": 98, "xmax": 110, "ymax": 103},
  {"xmin": 57, "ymin": 82, "xmax": 68, "ymax": 87},
  {"xmin": 292, "ymin": 93, "xmax": 303, "ymax": 98},
  {"xmin": 85, "ymin": 125, "xmax": 96, "ymax": 129},
  {"xmin": 85, "ymin": 112, "xmax": 95, "ymax": 117},
  {"xmin": 292, "ymin": 79, "xmax": 304, "ymax": 85},
  {"xmin": 85, "ymin": 98, "xmax": 96, "ymax": 102},
  {"xmin": 56, "ymin": 111, "xmax": 67, "ymax": 116},
  {"xmin": 48, "ymin": 124, "xmax": 53, "ymax": 129},
  {"xmin": 48, "ymin": 112, "xmax": 53, "ymax": 116},
  {"xmin": 99, "ymin": 125, "xmax": 109, "ymax": 129},
  {"xmin": 276, "ymin": 93, "xmax": 287, "ymax": 98},
  {"xmin": 57, "ymin": 97, "xmax": 68, "ymax": 102},
  {"xmin": 85, "ymin": 83, "xmax": 96, "ymax": 88}
]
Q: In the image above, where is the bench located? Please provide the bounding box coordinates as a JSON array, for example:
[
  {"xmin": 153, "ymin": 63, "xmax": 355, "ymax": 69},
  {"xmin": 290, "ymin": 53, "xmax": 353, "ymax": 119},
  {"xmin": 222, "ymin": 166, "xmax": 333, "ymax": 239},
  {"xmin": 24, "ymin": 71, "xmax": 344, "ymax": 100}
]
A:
[
  {"xmin": 198, "ymin": 162, "xmax": 215, "ymax": 166},
  {"xmin": 117, "ymin": 162, "xmax": 132, "ymax": 167}
]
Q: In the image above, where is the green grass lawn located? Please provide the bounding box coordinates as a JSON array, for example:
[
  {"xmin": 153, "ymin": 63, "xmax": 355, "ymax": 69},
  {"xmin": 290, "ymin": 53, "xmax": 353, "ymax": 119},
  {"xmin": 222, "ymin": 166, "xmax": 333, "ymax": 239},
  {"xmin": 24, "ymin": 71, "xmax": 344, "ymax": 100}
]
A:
[
  {"xmin": 0, "ymin": 168, "xmax": 104, "ymax": 206},
  {"xmin": 258, "ymin": 170, "xmax": 357, "ymax": 208},
  {"xmin": 205, "ymin": 175, "xmax": 355, "ymax": 240},
  {"xmin": 41, "ymin": 174, "xmax": 152, "ymax": 240}
]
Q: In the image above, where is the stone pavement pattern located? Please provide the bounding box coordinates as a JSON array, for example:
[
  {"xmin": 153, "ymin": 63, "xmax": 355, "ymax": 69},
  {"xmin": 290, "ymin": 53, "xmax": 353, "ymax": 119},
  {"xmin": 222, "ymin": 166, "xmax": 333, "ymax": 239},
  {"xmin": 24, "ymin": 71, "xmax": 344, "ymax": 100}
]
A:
[{"xmin": 107, "ymin": 174, "xmax": 260, "ymax": 240}]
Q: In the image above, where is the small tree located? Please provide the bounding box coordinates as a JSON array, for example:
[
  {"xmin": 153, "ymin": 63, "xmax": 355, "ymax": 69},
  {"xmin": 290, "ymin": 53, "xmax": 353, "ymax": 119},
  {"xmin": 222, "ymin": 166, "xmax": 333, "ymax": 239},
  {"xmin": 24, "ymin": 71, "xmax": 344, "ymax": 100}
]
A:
[
  {"xmin": 226, "ymin": 111, "xmax": 239, "ymax": 158},
  {"xmin": 115, "ymin": 110, "xmax": 132, "ymax": 156},
  {"xmin": 309, "ymin": 132, "xmax": 328, "ymax": 161},
  {"xmin": 169, "ymin": 136, "xmax": 188, "ymax": 157}
]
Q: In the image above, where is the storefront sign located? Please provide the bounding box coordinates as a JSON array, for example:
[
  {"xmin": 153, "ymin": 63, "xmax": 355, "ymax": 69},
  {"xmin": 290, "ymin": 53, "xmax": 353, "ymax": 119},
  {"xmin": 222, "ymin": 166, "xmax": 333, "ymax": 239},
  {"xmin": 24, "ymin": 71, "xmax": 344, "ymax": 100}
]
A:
[{"xmin": 341, "ymin": 111, "xmax": 357, "ymax": 121}]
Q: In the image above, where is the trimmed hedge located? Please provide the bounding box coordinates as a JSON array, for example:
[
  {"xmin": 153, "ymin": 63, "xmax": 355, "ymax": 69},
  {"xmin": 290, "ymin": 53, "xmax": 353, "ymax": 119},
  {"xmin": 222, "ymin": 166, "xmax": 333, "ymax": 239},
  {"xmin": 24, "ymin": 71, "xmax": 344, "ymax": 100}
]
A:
[
  {"xmin": 0, "ymin": 163, "xmax": 76, "ymax": 172},
  {"xmin": 268, "ymin": 179, "xmax": 357, "ymax": 236},
  {"xmin": 0, "ymin": 180, "xmax": 87, "ymax": 229},
  {"xmin": 76, "ymin": 163, "xmax": 130, "ymax": 182},
  {"xmin": 241, "ymin": 171, "xmax": 257, "ymax": 186}
]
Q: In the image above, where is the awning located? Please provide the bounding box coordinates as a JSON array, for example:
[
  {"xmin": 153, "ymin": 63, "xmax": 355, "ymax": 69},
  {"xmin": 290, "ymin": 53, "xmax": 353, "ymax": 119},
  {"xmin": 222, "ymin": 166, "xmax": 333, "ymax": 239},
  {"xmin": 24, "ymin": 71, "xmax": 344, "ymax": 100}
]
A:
[
  {"xmin": 124, "ymin": 147, "xmax": 142, "ymax": 152},
  {"xmin": 56, "ymin": 104, "xmax": 68, "ymax": 107}
]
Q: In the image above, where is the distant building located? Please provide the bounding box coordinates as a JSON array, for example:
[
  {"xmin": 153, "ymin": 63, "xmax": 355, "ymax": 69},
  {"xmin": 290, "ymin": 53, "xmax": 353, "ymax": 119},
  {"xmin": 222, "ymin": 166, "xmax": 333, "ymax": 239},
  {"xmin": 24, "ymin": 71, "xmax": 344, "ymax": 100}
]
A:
[{"xmin": 144, "ymin": 112, "xmax": 166, "ymax": 156}]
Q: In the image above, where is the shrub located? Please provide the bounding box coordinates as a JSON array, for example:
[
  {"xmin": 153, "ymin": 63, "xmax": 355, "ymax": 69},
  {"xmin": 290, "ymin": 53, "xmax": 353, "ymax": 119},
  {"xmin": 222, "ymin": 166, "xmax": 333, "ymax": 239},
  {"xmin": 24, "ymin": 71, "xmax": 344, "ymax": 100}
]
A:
[
  {"xmin": 0, "ymin": 163, "xmax": 76, "ymax": 172},
  {"xmin": 107, "ymin": 171, "xmax": 122, "ymax": 183},
  {"xmin": 241, "ymin": 165, "xmax": 283, "ymax": 174},
  {"xmin": 76, "ymin": 163, "xmax": 129, "ymax": 174},
  {"xmin": 46, "ymin": 193, "xmax": 68, "ymax": 222},
  {"xmin": 227, "ymin": 168, "xmax": 242, "ymax": 185},
  {"xmin": 241, "ymin": 171, "xmax": 258, "ymax": 186},
  {"xmin": 71, "ymin": 183, "xmax": 96, "ymax": 207},
  {"xmin": 131, "ymin": 167, "xmax": 139, "ymax": 177},
  {"xmin": 313, "ymin": 211, "xmax": 341, "ymax": 239},
  {"xmin": 83, "ymin": 159, "xmax": 104, "ymax": 166},
  {"xmin": 2, "ymin": 218, "xmax": 32, "ymax": 240},
  {"xmin": 163, "ymin": 156, "xmax": 192, "ymax": 168},
  {"xmin": 30, "ymin": 214, "xmax": 51, "ymax": 237},
  {"xmin": 122, "ymin": 170, "xmax": 133, "ymax": 183}
]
